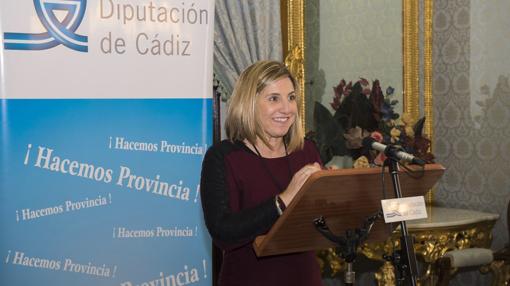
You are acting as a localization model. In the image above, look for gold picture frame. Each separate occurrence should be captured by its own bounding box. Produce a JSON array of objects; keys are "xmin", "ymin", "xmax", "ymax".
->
[{"xmin": 281, "ymin": 0, "xmax": 435, "ymax": 203}]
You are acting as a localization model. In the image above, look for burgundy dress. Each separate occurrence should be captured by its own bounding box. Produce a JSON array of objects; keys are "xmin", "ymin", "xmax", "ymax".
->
[{"xmin": 200, "ymin": 140, "xmax": 323, "ymax": 286}]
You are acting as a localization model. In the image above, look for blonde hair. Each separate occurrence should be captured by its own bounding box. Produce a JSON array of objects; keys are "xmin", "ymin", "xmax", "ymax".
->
[{"xmin": 225, "ymin": 60, "xmax": 304, "ymax": 153}]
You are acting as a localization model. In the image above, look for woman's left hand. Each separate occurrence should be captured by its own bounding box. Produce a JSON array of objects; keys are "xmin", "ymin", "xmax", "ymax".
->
[{"xmin": 279, "ymin": 162, "xmax": 321, "ymax": 206}]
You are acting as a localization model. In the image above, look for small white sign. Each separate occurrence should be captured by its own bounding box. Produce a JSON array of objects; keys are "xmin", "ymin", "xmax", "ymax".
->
[{"xmin": 381, "ymin": 196, "xmax": 428, "ymax": 223}]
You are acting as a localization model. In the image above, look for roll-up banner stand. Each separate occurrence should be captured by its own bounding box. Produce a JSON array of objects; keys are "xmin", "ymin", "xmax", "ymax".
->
[{"xmin": 0, "ymin": 1, "xmax": 214, "ymax": 285}]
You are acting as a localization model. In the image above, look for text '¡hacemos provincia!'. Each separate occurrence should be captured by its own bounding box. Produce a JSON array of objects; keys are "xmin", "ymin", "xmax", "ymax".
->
[{"xmin": 23, "ymin": 144, "xmax": 200, "ymax": 202}]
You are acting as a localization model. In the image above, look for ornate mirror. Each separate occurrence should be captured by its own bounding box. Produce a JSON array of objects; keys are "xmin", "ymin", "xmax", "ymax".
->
[
  {"xmin": 281, "ymin": 0, "xmax": 434, "ymax": 200},
  {"xmin": 281, "ymin": 0, "xmax": 433, "ymax": 140}
]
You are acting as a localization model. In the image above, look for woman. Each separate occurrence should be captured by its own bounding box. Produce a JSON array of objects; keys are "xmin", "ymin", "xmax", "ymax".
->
[{"xmin": 201, "ymin": 61, "xmax": 323, "ymax": 285}]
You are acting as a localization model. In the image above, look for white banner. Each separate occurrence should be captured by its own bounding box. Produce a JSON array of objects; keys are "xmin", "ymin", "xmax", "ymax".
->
[{"xmin": 0, "ymin": 1, "xmax": 214, "ymax": 285}]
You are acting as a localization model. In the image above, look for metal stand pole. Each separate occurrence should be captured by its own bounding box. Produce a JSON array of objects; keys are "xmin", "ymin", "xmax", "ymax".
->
[{"xmin": 385, "ymin": 157, "xmax": 419, "ymax": 286}]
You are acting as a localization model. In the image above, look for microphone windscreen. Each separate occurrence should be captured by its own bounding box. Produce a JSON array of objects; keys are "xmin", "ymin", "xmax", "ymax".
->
[{"xmin": 362, "ymin": 136, "xmax": 376, "ymax": 149}]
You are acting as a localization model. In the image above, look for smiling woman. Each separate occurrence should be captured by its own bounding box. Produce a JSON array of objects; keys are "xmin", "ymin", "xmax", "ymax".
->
[
  {"xmin": 200, "ymin": 61, "xmax": 323, "ymax": 285},
  {"xmin": 255, "ymin": 77, "xmax": 298, "ymax": 152},
  {"xmin": 224, "ymin": 61, "xmax": 304, "ymax": 154}
]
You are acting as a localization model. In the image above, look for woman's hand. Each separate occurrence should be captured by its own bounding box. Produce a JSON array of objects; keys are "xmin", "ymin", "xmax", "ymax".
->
[{"xmin": 279, "ymin": 162, "xmax": 321, "ymax": 206}]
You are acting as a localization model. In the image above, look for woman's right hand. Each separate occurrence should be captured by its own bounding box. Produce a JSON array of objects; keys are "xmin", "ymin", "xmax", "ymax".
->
[{"xmin": 279, "ymin": 162, "xmax": 321, "ymax": 207}]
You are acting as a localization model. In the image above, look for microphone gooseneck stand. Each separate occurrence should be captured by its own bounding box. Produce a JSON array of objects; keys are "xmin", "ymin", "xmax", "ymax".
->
[
  {"xmin": 313, "ymin": 142, "xmax": 423, "ymax": 285},
  {"xmin": 314, "ymin": 211, "xmax": 381, "ymax": 285},
  {"xmin": 383, "ymin": 145, "xmax": 419, "ymax": 286}
]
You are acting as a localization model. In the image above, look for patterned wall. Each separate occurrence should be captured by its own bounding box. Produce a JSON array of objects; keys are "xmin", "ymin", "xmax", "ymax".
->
[{"xmin": 433, "ymin": 0, "xmax": 510, "ymax": 284}]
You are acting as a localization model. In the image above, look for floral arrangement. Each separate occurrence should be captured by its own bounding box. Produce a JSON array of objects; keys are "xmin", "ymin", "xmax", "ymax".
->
[{"xmin": 306, "ymin": 78, "xmax": 434, "ymax": 167}]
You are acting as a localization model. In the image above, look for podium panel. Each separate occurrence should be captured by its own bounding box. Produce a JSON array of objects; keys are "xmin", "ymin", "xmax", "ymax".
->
[{"xmin": 254, "ymin": 164, "xmax": 445, "ymax": 257}]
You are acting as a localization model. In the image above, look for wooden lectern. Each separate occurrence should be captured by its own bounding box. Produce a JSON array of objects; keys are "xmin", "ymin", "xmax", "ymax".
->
[{"xmin": 254, "ymin": 163, "xmax": 445, "ymax": 257}]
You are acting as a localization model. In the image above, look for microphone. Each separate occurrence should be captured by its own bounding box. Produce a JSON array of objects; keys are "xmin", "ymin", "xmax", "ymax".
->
[{"xmin": 362, "ymin": 137, "xmax": 426, "ymax": 166}]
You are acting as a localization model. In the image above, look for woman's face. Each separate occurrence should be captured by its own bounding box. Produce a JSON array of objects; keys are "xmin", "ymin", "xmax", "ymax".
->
[{"xmin": 255, "ymin": 77, "xmax": 297, "ymax": 141}]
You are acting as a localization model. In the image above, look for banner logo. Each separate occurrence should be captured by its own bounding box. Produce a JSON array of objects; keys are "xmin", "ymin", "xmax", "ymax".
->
[{"xmin": 4, "ymin": 0, "xmax": 88, "ymax": 52}]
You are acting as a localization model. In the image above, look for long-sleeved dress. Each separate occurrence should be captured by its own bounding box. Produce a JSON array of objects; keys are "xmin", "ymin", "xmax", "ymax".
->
[{"xmin": 200, "ymin": 139, "xmax": 323, "ymax": 286}]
